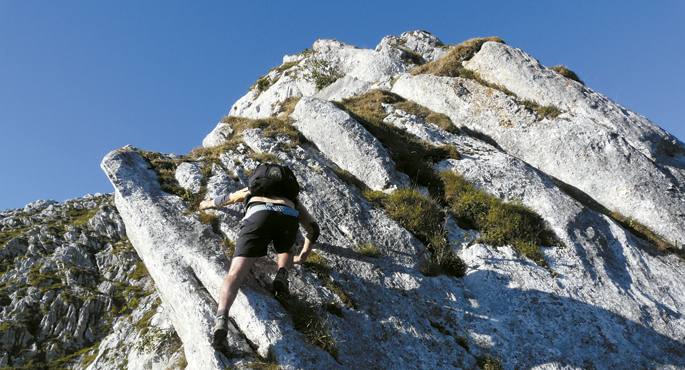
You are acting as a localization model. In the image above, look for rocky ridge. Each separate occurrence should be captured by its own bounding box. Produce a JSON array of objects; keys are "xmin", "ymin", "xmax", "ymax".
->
[
  {"xmin": 3, "ymin": 30, "xmax": 685, "ymax": 369},
  {"xmin": 0, "ymin": 195, "xmax": 185, "ymax": 369}
]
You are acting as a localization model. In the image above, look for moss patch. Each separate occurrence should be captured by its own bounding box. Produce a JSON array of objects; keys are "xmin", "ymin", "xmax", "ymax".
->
[{"xmin": 441, "ymin": 171, "xmax": 558, "ymax": 266}]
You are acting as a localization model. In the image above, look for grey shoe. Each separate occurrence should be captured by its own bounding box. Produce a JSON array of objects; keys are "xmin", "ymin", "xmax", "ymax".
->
[
  {"xmin": 212, "ymin": 314, "xmax": 228, "ymax": 350},
  {"xmin": 272, "ymin": 267, "xmax": 289, "ymax": 296}
]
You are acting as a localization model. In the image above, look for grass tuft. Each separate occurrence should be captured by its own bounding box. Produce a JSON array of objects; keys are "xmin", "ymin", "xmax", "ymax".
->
[
  {"xmin": 410, "ymin": 36, "xmax": 561, "ymax": 121},
  {"xmin": 355, "ymin": 242, "xmax": 381, "ymax": 258},
  {"xmin": 411, "ymin": 37, "xmax": 504, "ymax": 77},
  {"xmin": 393, "ymin": 99, "xmax": 459, "ymax": 134},
  {"xmin": 219, "ymin": 115, "xmax": 303, "ymax": 149},
  {"xmin": 364, "ymin": 188, "xmax": 466, "ymax": 277},
  {"xmin": 275, "ymin": 257, "xmax": 339, "ymax": 358},
  {"xmin": 440, "ymin": 171, "xmax": 558, "ymax": 266},
  {"xmin": 477, "ymin": 355, "xmax": 504, "ymax": 370},
  {"xmin": 254, "ymin": 76, "xmax": 272, "ymax": 93},
  {"xmin": 223, "ymin": 238, "xmax": 236, "ymax": 257},
  {"xmin": 129, "ymin": 261, "xmax": 149, "ymax": 281},
  {"xmin": 306, "ymin": 58, "xmax": 343, "ymax": 90},
  {"xmin": 609, "ymin": 212, "xmax": 677, "ymax": 254},
  {"xmin": 520, "ymin": 99, "xmax": 562, "ymax": 120},
  {"xmin": 251, "ymin": 152, "xmax": 281, "ymax": 164},
  {"xmin": 336, "ymin": 90, "xmax": 458, "ymax": 197},
  {"xmin": 550, "ymin": 65, "xmax": 584, "ymax": 85},
  {"xmin": 304, "ymin": 251, "xmax": 355, "ymax": 308}
]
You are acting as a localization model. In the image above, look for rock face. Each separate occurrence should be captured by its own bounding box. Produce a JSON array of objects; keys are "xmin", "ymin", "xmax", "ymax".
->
[
  {"xmin": 0, "ymin": 195, "xmax": 184, "ymax": 369},
  {"xmin": 291, "ymin": 97, "xmax": 410, "ymax": 191},
  {"xmin": 5, "ymin": 30, "xmax": 685, "ymax": 369},
  {"xmin": 393, "ymin": 41, "xmax": 685, "ymax": 248}
]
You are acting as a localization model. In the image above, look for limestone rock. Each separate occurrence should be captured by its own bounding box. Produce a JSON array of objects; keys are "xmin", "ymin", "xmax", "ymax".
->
[
  {"xmin": 202, "ymin": 122, "xmax": 234, "ymax": 148},
  {"xmin": 175, "ymin": 161, "xmax": 203, "ymax": 193},
  {"xmin": 291, "ymin": 97, "xmax": 410, "ymax": 191}
]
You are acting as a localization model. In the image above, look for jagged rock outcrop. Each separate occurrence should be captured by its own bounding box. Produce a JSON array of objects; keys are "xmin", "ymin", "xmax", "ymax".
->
[
  {"xmin": 0, "ymin": 195, "xmax": 184, "ymax": 369},
  {"xmin": 5, "ymin": 30, "xmax": 685, "ymax": 369}
]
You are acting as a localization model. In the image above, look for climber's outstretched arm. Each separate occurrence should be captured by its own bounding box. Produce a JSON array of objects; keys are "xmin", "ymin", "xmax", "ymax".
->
[
  {"xmin": 293, "ymin": 201, "xmax": 320, "ymax": 264},
  {"xmin": 199, "ymin": 187, "xmax": 250, "ymax": 210}
]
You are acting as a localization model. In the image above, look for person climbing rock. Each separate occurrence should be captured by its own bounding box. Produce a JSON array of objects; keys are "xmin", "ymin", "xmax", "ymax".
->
[{"xmin": 199, "ymin": 163, "xmax": 320, "ymax": 351}]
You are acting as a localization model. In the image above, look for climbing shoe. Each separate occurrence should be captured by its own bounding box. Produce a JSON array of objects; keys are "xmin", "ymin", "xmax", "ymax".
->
[
  {"xmin": 211, "ymin": 314, "xmax": 228, "ymax": 350},
  {"xmin": 272, "ymin": 267, "xmax": 289, "ymax": 296}
]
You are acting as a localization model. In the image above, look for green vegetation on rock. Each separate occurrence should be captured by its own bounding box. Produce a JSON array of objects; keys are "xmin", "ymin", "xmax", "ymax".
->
[
  {"xmin": 252, "ymin": 60, "xmax": 300, "ymax": 94},
  {"xmin": 306, "ymin": 58, "xmax": 343, "ymax": 90},
  {"xmin": 364, "ymin": 188, "xmax": 466, "ymax": 277},
  {"xmin": 411, "ymin": 37, "xmax": 504, "ymax": 77},
  {"xmin": 355, "ymin": 242, "xmax": 381, "ymax": 258},
  {"xmin": 550, "ymin": 65, "xmax": 584, "ymax": 85},
  {"xmin": 609, "ymin": 211, "xmax": 680, "ymax": 257},
  {"xmin": 277, "ymin": 252, "xmax": 340, "ymax": 358},
  {"xmin": 441, "ymin": 171, "xmax": 558, "ymax": 266},
  {"xmin": 336, "ymin": 90, "xmax": 459, "ymax": 197},
  {"xmin": 304, "ymin": 251, "xmax": 355, "ymax": 309}
]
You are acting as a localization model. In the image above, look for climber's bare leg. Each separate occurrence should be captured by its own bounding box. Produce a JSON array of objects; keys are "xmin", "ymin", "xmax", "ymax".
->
[
  {"xmin": 276, "ymin": 252, "xmax": 291, "ymax": 270},
  {"xmin": 217, "ymin": 256, "xmax": 256, "ymax": 315},
  {"xmin": 272, "ymin": 252, "xmax": 292, "ymax": 296}
]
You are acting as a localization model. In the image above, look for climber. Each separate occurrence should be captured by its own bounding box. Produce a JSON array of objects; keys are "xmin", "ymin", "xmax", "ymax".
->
[{"xmin": 198, "ymin": 163, "xmax": 320, "ymax": 351}]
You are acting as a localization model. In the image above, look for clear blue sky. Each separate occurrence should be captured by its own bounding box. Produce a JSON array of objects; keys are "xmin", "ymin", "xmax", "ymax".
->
[{"xmin": 1, "ymin": 1, "xmax": 683, "ymax": 210}]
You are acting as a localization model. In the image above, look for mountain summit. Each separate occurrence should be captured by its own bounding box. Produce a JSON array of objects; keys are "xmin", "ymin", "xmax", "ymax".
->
[{"xmin": 2, "ymin": 30, "xmax": 685, "ymax": 369}]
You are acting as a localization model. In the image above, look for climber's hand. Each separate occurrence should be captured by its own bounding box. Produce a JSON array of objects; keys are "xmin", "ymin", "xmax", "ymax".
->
[
  {"xmin": 199, "ymin": 200, "xmax": 215, "ymax": 210},
  {"xmin": 293, "ymin": 254, "xmax": 306, "ymax": 264}
]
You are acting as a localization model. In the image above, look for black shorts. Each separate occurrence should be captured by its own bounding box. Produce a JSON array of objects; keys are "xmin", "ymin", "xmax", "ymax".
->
[{"xmin": 234, "ymin": 209, "xmax": 299, "ymax": 257}]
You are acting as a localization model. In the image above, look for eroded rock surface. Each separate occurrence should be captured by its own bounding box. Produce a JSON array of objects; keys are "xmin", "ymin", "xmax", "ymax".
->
[{"xmin": 0, "ymin": 195, "xmax": 184, "ymax": 369}]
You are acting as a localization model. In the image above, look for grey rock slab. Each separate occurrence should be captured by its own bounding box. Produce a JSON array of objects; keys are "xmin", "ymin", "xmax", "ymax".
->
[
  {"xmin": 175, "ymin": 162, "xmax": 203, "ymax": 193},
  {"xmin": 202, "ymin": 122, "xmax": 234, "ymax": 148},
  {"xmin": 291, "ymin": 97, "xmax": 409, "ymax": 191}
]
